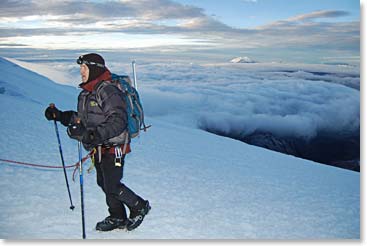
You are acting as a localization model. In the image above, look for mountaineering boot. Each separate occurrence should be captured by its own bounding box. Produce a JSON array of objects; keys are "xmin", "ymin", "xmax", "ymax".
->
[
  {"xmin": 127, "ymin": 200, "xmax": 151, "ymax": 231},
  {"xmin": 95, "ymin": 216, "xmax": 128, "ymax": 231}
]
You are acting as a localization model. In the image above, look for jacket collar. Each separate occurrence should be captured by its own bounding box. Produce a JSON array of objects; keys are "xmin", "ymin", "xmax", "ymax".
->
[{"xmin": 79, "ymin": 70, "xmax": 111, "ymax": 92}]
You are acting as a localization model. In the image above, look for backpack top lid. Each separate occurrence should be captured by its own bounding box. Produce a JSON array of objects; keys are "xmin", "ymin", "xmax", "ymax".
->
[{"xmin": 111, "ymin": 73, "xmax": 133, "ymax": 87}]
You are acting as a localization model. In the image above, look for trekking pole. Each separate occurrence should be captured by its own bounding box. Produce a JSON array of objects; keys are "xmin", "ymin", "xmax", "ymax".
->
[
  {"xmin": 50, "ymin": 103, "xmax": 75, "ymax": 210},
  {"xmin": 78, "ymin": 140, "xmax": 86, "ymax": 239},
  {"xmin": 132, "ymin": 60, "xmax": 138, "ymax": 89}
]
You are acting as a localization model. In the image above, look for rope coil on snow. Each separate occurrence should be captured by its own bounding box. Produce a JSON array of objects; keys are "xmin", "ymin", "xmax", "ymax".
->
[
  {"xmin": 0, "ymin": 158, "xmax": 78, "ymax": 169},
  {"xmin": 0, "ymin": 149, "xmax": 95, "ymax": 171},
  {"xmin": 0, "ymin": 150, "xmax": 96, "ymax": 182}
]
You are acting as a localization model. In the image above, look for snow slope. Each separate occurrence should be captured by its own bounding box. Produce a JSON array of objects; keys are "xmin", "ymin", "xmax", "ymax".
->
[
  {"xmin": 0, "ymin": 57, "xmax": 360, "ymax": 239},
  {"xmin": 3, "ymin": 57, "xmax": 77, "ymax": 86}
]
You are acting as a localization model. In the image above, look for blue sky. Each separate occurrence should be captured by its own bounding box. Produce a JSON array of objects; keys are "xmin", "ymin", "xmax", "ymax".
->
[
  {"xmin": 0, "ymin": 0, "xmax": 360, "ymax": 64},
  {"xmin": 175, "ymin": 0, "xmax": 359, "ymax": 28}
]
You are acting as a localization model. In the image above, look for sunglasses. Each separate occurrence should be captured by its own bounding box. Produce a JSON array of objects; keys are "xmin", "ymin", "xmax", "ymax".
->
[{"xmin": 77, "ymin": 56, "xmax": 105, "ymax": 68}]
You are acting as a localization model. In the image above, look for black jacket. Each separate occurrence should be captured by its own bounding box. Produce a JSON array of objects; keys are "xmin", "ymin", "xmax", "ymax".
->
[{"xmin": 63, "ymin": 71, "xmax": 128, "ymax": 150}]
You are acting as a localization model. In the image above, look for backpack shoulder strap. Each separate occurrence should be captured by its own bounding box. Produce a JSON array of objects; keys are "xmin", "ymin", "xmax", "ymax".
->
[
  {"xmin": 95, "ymin": 80, "xmax": 121, "ymax": 106},
  {"xmin": 94, "ymin": 80, "xmax": 109, "ymax": 106}
]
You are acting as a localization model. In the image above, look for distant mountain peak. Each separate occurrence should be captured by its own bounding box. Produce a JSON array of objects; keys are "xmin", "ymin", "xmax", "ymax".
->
[{"xmin": 230, "ymin": 56, "xmax": 256, "ymax": 63}]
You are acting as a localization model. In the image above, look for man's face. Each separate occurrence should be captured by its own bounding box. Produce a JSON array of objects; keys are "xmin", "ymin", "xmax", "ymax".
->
[{"xmin": 80, "ymin": 64, "xmax": 89, "ymax": 83}]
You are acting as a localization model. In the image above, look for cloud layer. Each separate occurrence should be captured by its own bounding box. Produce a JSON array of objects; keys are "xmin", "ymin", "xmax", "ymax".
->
[
  {"xmin": 134, "ymin": 62, "xmax": 360, "ymax": 140},
  {"xmin": 0, "ymin": 0, "xmax": 359, "ymax": 63}
]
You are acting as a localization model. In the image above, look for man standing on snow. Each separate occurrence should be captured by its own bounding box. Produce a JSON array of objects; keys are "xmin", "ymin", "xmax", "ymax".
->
[{"xmin": 44, "ymin": 53, "xmax": 150, "ymax": 232}]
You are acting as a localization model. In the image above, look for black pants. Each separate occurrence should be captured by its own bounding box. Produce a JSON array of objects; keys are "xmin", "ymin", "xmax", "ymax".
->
[{"xmin": 95, "ymin": 152, "xmax": 142, "ymax": 219}]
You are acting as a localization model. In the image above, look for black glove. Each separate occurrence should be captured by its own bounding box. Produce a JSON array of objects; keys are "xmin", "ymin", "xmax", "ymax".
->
[
  {"xmin": 82, "ymin": 129, "xmax": 101, "ymax": 146},
  {"xmin": 45, "ymin": 104, "xmax": 62, "ymax": 121},
  {"xmin": 67, "ymin": 122, "xmax": 86, "ymax": 141}
]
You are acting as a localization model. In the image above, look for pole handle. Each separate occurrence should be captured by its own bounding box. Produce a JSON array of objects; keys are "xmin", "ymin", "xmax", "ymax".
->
[{"xmin": 49, "ymin": 103, "xmax": 57, "ymax": 119}]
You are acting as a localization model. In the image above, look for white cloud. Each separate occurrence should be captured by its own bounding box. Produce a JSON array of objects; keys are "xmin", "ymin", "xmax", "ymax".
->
[
  {"xmin": 0, "ymin": 0, "xmax": 206, "ymax": 21},
  {"xmin": 1, "ymin": 33, "xmax": 211, "ymax": 50},
  {"xmin": 287, "ymin": 10, "xmax": 349, "ymax": 22},
  {"xmin": 135, "ymin": 62, "xmax": 359, "ymax": 140}
]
